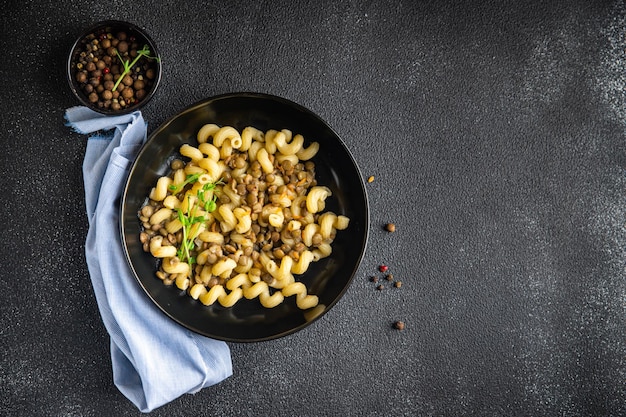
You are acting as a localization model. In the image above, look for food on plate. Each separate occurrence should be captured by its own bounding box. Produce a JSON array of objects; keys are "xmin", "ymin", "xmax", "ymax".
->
[{"xmin": 138, "ymin": 124, "xmax": 349, "ymax": 310}]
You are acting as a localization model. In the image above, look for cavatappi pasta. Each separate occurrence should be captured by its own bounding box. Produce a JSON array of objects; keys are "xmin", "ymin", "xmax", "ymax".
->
[{"xmin": 138, "ymin": 124, "xmax": 349, "ymax": 310}]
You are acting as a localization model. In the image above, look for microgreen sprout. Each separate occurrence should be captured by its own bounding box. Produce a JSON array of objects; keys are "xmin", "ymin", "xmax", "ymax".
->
[
  {"xmin": 112, "ymin": 44, "xmax": 159, "ymax": 92},
  {"xmin": 197, "ymin": 179, "xmax": 224, "ymax": 212},
  {"xmin": 173, "ymin": 178, "xmax": 223, "ymax": 266},
  {"xmin": 168, "ymin": 173, "xmax": 201, "ymax": 194},
  {"xmin": 176, "ymin": 197, "xmax": 205, "ymax": 265}
]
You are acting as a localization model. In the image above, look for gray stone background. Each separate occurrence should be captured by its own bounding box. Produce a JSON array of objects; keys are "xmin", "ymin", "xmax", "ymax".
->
[{"xmin": 1, "ymin": 0, "xmax": 625, "ymax": 416}]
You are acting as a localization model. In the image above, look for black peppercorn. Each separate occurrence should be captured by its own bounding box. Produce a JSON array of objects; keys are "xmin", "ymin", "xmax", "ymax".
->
[
  {"xmin": 394, "ymin": 321, "xmax": 405, "ymax": 330},
  {"xmin": 117, "ymin": 40, "xmax": 129, "ymax": 53},
  {"xmin": 121, "ymin": 88, "xmax": 134, "ymax": 99},
  {"xmin": 75, "ymin": 71, "xmax": 87, "ymax": 83}
]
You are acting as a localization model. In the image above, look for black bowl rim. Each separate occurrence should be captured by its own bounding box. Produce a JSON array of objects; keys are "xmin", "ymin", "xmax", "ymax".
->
[
  {"xmin": 67, "ymin": 19, "xmax": 162, "ymax": 115},
  {"xmin": 120, "ymin": 92, "xmax": 370, "ymax": 342}
]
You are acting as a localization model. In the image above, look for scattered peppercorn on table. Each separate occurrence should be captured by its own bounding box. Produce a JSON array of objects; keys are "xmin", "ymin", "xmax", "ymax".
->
[{"xmin": 3, "ymin": 1, "xmax": 626, "ymax": 416}]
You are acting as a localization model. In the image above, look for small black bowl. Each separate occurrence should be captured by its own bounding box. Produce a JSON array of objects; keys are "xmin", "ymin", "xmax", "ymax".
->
[
  {"xmin": 67, "ymin": 20, "xmax": 162, "ymax": 115},
  {"xmin": 121, "ymin": 93, "xmax": 369, "ymax": 342}
]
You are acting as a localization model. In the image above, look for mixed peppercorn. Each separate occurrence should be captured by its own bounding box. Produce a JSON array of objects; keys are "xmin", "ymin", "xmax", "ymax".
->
[
  {"xmin": 366, "ymin": 174, "xmax": 405, "ymax": 331},
  {"xmin": 71, "ymin": 29, "xmax": 159, "ymax": 112}
]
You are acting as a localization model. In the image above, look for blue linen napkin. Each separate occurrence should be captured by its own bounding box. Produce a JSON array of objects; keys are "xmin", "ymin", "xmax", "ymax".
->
[{"xmin": 65, "ymin": 106, "xmax": 232, "ymax": 413}]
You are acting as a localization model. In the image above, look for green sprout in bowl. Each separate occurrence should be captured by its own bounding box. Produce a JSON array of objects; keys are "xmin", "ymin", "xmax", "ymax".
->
[{"xmin": 113, "ymin": 44, "xmax": 159, "ymax": 92}]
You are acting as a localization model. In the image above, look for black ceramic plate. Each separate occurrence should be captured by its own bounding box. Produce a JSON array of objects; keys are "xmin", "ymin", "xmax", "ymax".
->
[{"xmin": 121, "ymin": 93, "xmax": 369, "ymax": 342}]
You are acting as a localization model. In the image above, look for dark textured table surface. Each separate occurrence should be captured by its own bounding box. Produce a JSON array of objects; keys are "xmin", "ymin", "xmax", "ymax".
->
[{"xmin": 2, "ymin": 1, "xmax": 625, "ymax": 416}]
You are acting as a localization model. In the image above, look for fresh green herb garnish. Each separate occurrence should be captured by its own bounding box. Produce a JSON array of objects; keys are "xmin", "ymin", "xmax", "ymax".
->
[
  {"xmin": 112, "ymin": 44, "xmax": 160, "ymax": 92},
  {"xmin": 174, "ymin": 178, "xmax": 223, "ymax": 265},
  {"xmin": 176, "ymin": 197, "xmax": 205, "ymax": 265},
  {"xmin": 168, "ymin": 173, "xmax": 201, "ymax": 194},
  {"xmin": 197, "ymin": 179, "xmax": 223, "ymax": 212}
]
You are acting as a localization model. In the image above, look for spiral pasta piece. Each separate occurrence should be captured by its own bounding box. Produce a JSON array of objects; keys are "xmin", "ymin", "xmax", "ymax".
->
[
  {"xmin": 180, "ymin": 144, "xmax": 204, "ymax": 161},
  {"xmin": 214, "ymin": 126, "xmax": 242, "ymax": 149},
  {"xmin": 218, "ymin": 204, "xmax": 237, "ymax": 233},
  {"xmin": 306, "ymin": 186, "xmax": 331, "ymax": 214},
  {"xmin": 274, "ymin": 133, "xmax": 304, "ymax": 155},
  {"xmin": 189, "ymin": 283, "xmax": 207, "ymax": 300},
  {"xmin": 162, "ymin": 257, "xmax": 191, "ymax": 275},
  {"xmin": 198, "ymin": 158, "xmax": 223, "ymax": 182},
  {"xmin": 241, "ymin": 126, "xmax": 264, "ymax": 151},
  {"xmin": 162, "ymin": 195, "xmax": 181, "ymax": 210},
  {"xmin": 264, "ymin": 130, "xmax": 278, "ymax": 153},
  {"xmin": 149, "ymin": 207, "xmax": 173, "ymax": 225},
  {"xmin": 175, "ymin": 274, "xmax": 190, "ymax": 291},
  {"xmin": 149, "ymin": 236, "xmax": 178, "ymax": 258},
  {"xmin": 243, "ymin": 282, "xmax": 285, "ymax": 308},
  {"xmin": 197, "ymin": 285, "xmax": 244, "ymax": 307},
  {"xmin": 312, "ymin": 243, "xmax": 332, "ymax": 260},
  {"xmin": 212, "ymin": 257, "xmax": 237, "ymax": 278},
  {"xmin": 197, "ymin": 123, "xmax": 220, "ymax": 143},
  {"xmin": 165, "ymin": 218, "xmax": 183, "ymax": 234},
  {"xmin": 318, "ymin": 212, "xmax": 337, "ymax": 240},
  {"xmin": 198, "ymin": 142, "xmax": 220, "ymax": 160},
  {"xmin": 198, "ymin": 231, "xmax": 225, "ymax": 244},
  {"xmin": 292, "ymin": 250, "xmax": 314, "ymax": 274},
  {"xmin": 256, "ymin": 148, "xmax": 273, "ymax": 174},
  {"xmin": 225, "ymin": 273, "xmax": 250, "ymax": 291},
  {"xmin": 150, "ymin": 177, "xmax": 172, "ymax": 201},
  {"xmin": 296, "ymin": 142, "xmax": 320, "ymax": 161},
  {"xmin": 233, "ymin": 207, "xmax": 252, "ymax": 234},
  {"xmin": 282, "ymin": 282, "xmax": 319, "ymax": 310}
]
